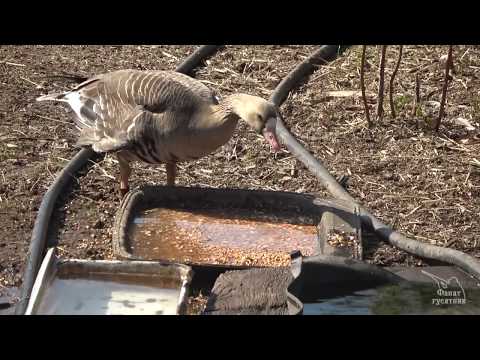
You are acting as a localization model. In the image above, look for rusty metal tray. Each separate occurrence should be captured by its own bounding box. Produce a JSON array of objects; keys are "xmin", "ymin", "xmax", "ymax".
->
[{"xmin": 112, "ymin": 186, "xmax": 364, "ymax": 269}]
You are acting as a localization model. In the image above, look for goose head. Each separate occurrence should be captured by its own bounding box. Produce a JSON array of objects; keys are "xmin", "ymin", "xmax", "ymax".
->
[{"xmin": 228, "ymin": 94, "xmax": 282, "ymax": 152}]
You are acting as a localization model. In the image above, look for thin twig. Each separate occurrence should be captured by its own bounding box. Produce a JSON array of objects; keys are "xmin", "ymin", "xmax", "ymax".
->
[
  {"xmin": 470, "ymin": 158, "xmax": 480, "ymax": 168},
  {"xmin": 404, "ymin": 205, "xmax": 422, "ymax": 218},
  {"xmin": 389, "ymin": 45, "xmax": 403, "ymax": 119},
  {"xmin": 78, "ymin": 194, "xmax": 97, "ymax": 203},
  {"xmin": 88, "ymin": 159, "xmax": 115, "ymax": 180},
  {"xmin": 434, "ymin": 45, "xmax": 454, "ymax": 132},
  {"xmin": 360, "ymin": 45, "xmax": 372, "ymax": 127},
  {"xmin": 412, "ymin": 72, "xmax": 421, "ymax": 124},
  {"xmin": 376, "ymin": 45, "xmax": 388, "ymax": 121},
  {"xmin": 0, "ymin": 61, "xmax": 25, "ymax": 67},
  {"xmin": 445, "ymin": 237, "xmax": 459, "ymax": 248},
  {"xmin": 20, "ymin": 77, "xmax": 44, "ymax": 89},
  {"xmin": 30, "ymin": 112, "xmax": 71, "ymax": 125}
]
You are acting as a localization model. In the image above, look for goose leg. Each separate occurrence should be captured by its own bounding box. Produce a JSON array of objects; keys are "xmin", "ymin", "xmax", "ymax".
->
[
  {"xmin": 117, "ymin": 154, "xmax": 132, "ymax": 197},
  {"xmin": 166, "ymin": 162, "xmax": 176, "ymax": 186}
]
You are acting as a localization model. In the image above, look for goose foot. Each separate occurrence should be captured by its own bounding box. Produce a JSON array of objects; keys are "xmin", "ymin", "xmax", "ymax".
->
[{"xmin": 117, "ymin": 153, "xmax": 131, "ymax": 198}]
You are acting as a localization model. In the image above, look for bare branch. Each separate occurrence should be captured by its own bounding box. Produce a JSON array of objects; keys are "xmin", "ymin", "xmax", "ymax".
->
[
  {"xmin": 434, "ymin": 45, "xmax": 454, "ymax": 132},
  {"xmin": 376, "ymin": 45, "xmax": 388, "ymax": 121},
  {"xmin": 389, "ymin": 45, "xmax": 403, "ymax": 118},
  {"xmin": 360, "ymin": 45, "xmax": 372, "ymax": 127}
]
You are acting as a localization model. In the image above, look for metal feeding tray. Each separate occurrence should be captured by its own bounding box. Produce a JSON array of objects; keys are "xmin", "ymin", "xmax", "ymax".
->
[
  {"xmin": 25, "ymin": 248, "xmax": 192, "ymax": 315},
  {"xmin": 112, "ymin": 186, "xmax": 364, "ymax": 269}
]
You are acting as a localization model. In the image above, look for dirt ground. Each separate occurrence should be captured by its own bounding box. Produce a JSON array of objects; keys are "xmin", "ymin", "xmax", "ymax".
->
[{"xmin": 1, "ymin": 45, "xmax": 479, "ymax": 306}]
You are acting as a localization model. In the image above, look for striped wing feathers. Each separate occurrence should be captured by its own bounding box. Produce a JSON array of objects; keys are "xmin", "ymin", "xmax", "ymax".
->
[{"xmin": 66, "ymin": 70, "xmax": 216, "ymax": 153}]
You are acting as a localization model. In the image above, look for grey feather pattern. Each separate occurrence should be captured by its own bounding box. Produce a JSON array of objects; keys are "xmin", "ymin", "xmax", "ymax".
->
[{"xmin": 41, "ymin": 69, "xmax": 218, "ymax": 157}]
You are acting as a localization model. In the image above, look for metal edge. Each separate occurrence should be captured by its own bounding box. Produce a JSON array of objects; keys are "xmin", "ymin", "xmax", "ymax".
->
[
  {"xmin": 314, "ymin": 198, "xmax": 364, "ymax": 259},
  {"xmin": 25, "ymin": 247, "xmax": 57, "ymax": 315},
  {"xmin": 112, "ymin": 188, "xmax": 145, "ymax": 260},
  {"xmin": 177, "ymin": 268, "xmax": 193, "ymax": 315},
  {"xmin": 286, "ymin": 251, "xmax": 304, "ymax": 315}
]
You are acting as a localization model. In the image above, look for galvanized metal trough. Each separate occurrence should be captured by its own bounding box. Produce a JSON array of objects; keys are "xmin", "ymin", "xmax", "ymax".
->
[{"xmin": 25, "ymin": 248, "xmax": 192, "ymax": 315}]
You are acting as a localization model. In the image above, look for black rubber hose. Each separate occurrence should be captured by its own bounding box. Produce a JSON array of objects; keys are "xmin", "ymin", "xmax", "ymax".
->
[
  {"xmin": 15, "ymin": 148, "xmax": 95, "ymax": 314},
  {"xmin": 270, "ymin": 45, "xmax": 351, "ymax": 106},
  {"xmin": 175, "ymin": 45, "xmax": 224, "ymax": 74},
  {"xmin": 15, "ymin": 45, "xmax": 224, "ymax": 315},
  {"xmin": 270, "ymin": 45, "xmax": 480, "ymax": 280}
]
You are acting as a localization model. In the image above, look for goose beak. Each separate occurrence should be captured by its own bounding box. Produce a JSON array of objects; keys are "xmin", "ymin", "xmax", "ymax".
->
[{"xmin": 262, "ymin": 117, "xmax": 281, "ymax": 153}]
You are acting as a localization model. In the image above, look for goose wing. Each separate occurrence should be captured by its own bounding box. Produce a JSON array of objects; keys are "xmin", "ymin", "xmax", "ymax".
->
[{"xmin": 61, "ymin": 70, "xmax": 217, "ymax": 153}]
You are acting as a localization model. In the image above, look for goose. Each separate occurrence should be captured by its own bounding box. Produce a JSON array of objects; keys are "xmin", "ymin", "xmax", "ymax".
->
[{"xmin": 37, "ymin": 69, "xmax": 282, "ymax": 196}]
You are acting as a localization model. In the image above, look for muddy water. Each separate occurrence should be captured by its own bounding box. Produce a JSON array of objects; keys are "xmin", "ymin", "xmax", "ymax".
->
[
  {"xmin": 35, "ymin": 273, "xmax": 181, "ymax": 315},
  {"xmin": 129, "ymin": 208, "xmax": 318, "ymax": 267}
]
